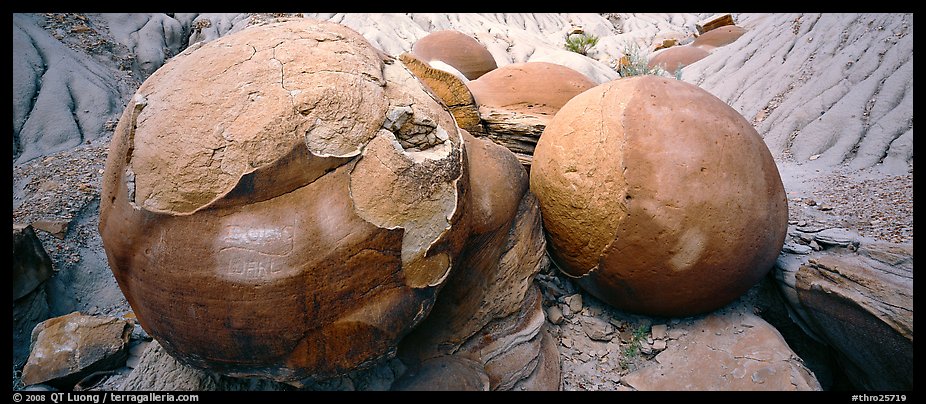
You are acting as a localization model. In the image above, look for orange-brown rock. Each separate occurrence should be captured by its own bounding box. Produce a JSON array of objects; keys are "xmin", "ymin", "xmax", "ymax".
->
[
  {"xmin": 466, "ymin": 62, "xmax": 595, "ymax": 170},
  {"xmin": 22, "ymin": 312, "xmax": 133, "ymax": 388},
  {"xmin": 530, "ymin": 76, "xmax": 788, "ymax": 317},
  {"xmin": 411, "ymin": 30, "xmax": 498, "ymax": 80},
  {"xmin": 692, "ymin": 25, "xmax": 747, "ymax": 50},
  {"xmin": 653, "ymin": 38, "xmax": 678, "ymax": 51},
  {"xmin": 695, "ymin": 13, "xmax": 735, "ymax": 35},
  {"xmin": 392, "ymin": 356, "xmax": 490, "ymax": 391},
  {"xmin": 396, "ymin": 130, "xmax": 557, "ymax": 390},
  {"xmin": 399, "ymin": 52, "xmax": 483, "ymax": 134},
  {"xmin": 467, "ymin": 62, "xmax": 596, "ymax": 117},
  {"xmin": 647, "ymin": 45, "xmax": 710, "ymax": 72},
  {"xmin": 99, "ymin": 19, "xmax": 469, "ymax": 382}
]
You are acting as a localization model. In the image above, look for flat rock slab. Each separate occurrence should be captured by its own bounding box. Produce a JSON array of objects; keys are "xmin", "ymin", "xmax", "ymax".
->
[
  {"xmin": 622, "ymin": 303, "xmax": 821, "ymax": 391},
  {"xmin": 22, "ymin": 312, "xmax": 132, "ymax": 388}
]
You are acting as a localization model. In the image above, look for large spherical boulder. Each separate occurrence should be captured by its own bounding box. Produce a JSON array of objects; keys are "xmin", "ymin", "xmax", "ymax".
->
[
  {"xmin": 647, "ymin": 45, "xmax": 710, "ymax": 72},
  {"xmin": 692, "ymin": 25, "xmax": 747, "ymax": 50},
  {"xmin": 100, "ymin": 19, "xmax": 469, "ymax": 381},
  {"xmin": 530, "ymin": 76, "xmax": 787, "ymax": 316},
  {"xmin": 412, "ymin": 30, "xmax": 498, "ymax": 80},
  {"xmin": 466, "ymin": 62, "xmax": 596, "ymax": 116}
]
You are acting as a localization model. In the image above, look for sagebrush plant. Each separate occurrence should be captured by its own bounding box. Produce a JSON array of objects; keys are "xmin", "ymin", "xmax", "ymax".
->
[
  {"xmin": 618, "ymin": 41, "xmax": 683, "ymax": 79},
  {"xmin": 618, "ymin": 41, "xmax": 665, "ymax": 77},
  {"xmin": 564, "ymin": 32, "xmax": 599, "ymax": 56}
]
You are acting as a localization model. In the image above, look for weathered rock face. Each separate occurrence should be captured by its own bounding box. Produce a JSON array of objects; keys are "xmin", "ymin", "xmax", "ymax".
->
[
  {"xmin": 647, "ymin": 45, "xmax": 710, "ymax": 72},
  {"xmin": 121, "ymin": 341, "xmax": 291, "ymax": 391},
  {"xmin": 392, "ymin": 356, "xmax": 490, "ymax": 391},
  {"xmin": 99, "ymin": 19, "xmax": 468, "ymax": 382},
  {"xmin": 683, "ymin": 14, "xmax": 913, "ymax": 174},
  {"xmin": 13, "ymin": 224, "xmax": 54, "ymax": 301},
  {"xmin": 476, "ymin": 109, "xmax": 548, "ymax": 169},
  {"xmin": 399, "ymin": 52, "xmax": 483, "ymax": 134},
  {"xmin": 411, "ymin": 30, "xmax": 498, "ymax": 80},
  {"xmin": 467, "ymin": 62, "xmax": 596, "ymax": 117},
  {"xmin": 530, "ymin": 76, "xmax": 788, "ymax": 317},
  {"xmin": 466, "ymin": 62, "xmax": 596, "ymax": 170},
  {"xmin": 396, "ymin": 131, "xmax": 558, "ymax": 390},
  {"xmin": 775, "ymin": 233, "xmax": 913, "ymax": 390},
  {"xmin": 695, "ymin": 13, "xmax": 735, "ymax": 34},
  {"xmin": 13, "ymin": 224, "xmax": 55, "ymax": 367},
  {"xmin": 12, "ymin": 13, "xmax": 125, "ymax": 162},
  {"xmin": 622, "ymin": 303, "xmax": 821, "ymax": 391},
  {"xmin": 21, "ymin": 312, "xmax": 132, "ymax": 388},
  {"xmin": 691, "ymin": 25, "xmax": 747, "ymax": 50}
]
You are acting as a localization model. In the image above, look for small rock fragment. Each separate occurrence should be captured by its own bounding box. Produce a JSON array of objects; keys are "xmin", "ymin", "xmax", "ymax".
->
[
  {"xmin": 30, "ymin": 219, "xmax": 71, "ymax": 239},
  {"xmin": 582, "ymin": 317, "xmax": 615, "ymax": 341},
  {"xmin": 565, "ymin": 294, "xmax": 583, "ymax": 313},
  {"xmin": 651, "ymin": 324, "xmax": 667, "ymax": 340},
  {"xmin": 782, "ymin": 242, "xmax": 813, "ymax": 255},
  {"xmin": 546, "ymin": 306, "xmax": 564, "ymax": 325}
]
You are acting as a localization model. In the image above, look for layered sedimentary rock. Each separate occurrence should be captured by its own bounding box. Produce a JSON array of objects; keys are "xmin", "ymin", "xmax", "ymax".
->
[
  {"xmin": 466, "ymin": 62, "xmax": 596, "ymax": 169},
  {"xmin": 775, "ymin": 233, "xmax": 913, "ymax": 390},
  {"xmin": 100, "ymin": 19, "xmax": 469, "ymax": 382},
  {"xmin": 396, "ymin": 131, "xmax": 558, "ymax": 390},
  {"xmin": 530, "ymin": 76, "xmax": 788, "ymax": 317},
  {"xmin": 399, "ymin": 52, "xmax": 483, "ymax": 134},
  {"xmin": 683, "ymin": 13, "xmax": 912, "ymax": 174}
]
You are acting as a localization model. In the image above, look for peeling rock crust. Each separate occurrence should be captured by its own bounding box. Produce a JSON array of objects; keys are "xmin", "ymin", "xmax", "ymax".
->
[{"xmin": 99, "ymin": 19, "xmax": 468, "ymax": 382}]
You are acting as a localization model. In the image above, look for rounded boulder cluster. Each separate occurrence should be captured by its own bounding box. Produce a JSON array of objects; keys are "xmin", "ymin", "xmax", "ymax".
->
[{"xmin": 530, "ymin": 75, "xmax": 788, "ymax": 317}]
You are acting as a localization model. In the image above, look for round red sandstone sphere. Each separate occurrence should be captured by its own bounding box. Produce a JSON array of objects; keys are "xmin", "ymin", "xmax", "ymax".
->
[
  {"xmin": 466, "ymin": 62, "xmax": 596, "ymax": 115},
  {"xmin": 692, "ymin": 25, "xmax": 747, "ymax": 50},
  {"xmin": 412, "ymin": 30, "xmax": 498, "ymax": 80},
  {"xmin": 100, "ymin": 20, "xmax": 469, "ymax": 381},
  {"xmin": 647, "ymin": 46, "xmax": 710, "ymax": 72},
  {"xmin": 530, "ymin": 76, "xmax": 787, "ymax": 316}
]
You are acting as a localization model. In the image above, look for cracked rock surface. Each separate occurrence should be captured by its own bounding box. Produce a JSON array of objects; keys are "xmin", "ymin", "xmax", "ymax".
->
[
  {"xmin": 530, "ymin": 75, "xmax": 788, "ymax": 317},
  {"xmin": 99, "ymin": 19, "xmax": 467, "ymax": 382}
]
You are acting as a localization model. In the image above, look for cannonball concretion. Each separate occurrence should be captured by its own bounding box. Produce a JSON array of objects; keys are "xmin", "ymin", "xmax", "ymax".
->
[
  {"xmin": 100, "ymin": 19, "xmax": 470, "ymax": 381},
  {"xmin": 530, "ymin": 75, "xmax": 788, "ymax": 316}
]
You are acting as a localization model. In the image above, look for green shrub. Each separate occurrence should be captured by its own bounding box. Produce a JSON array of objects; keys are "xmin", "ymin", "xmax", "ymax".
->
[
  {"xmin": 564, "ymin": 32, "xmax": 599, "ymax": 56},
  {"xmin": 617, "ymin": 41, "xmax": 683, "ymax": 79},
  {"xmin": 618, "ymin": 41, "xmax": 664, "ymax": 77}
]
